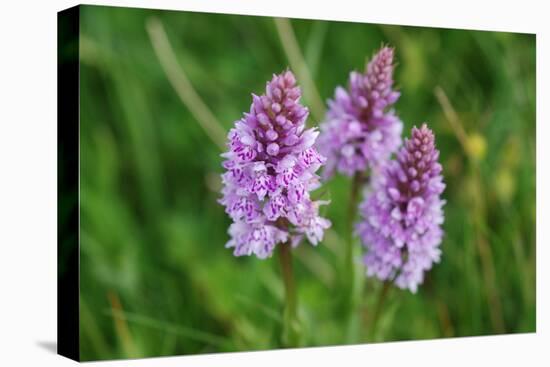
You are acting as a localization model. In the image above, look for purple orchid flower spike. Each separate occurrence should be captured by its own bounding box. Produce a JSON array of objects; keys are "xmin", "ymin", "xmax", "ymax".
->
[
  {"xmin": 356, "ymin": 124, "xmax": 446, "ymax": 293},
  {"xmin": 317, "ymin": 46, "xmax": 403, "ymax": 179},
  {"xmin": 219, "ymin": 70, "xmax": 331, "ymax": 259}
]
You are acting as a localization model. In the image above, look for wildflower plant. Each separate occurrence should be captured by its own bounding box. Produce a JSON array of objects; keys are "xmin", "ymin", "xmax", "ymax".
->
[
  {"xmin": 316, "ymin": 46, "xmax": 404, "ymax": 332},
  {"xmin": 317, "ymin": 46, "xmax": 403, "ymax": 179},
  {"xmin": 219, "ymin": 70, "xmax": 331, "ymax": 346},
  {"xmin": 219, "ymin": 48, "xmax": 445, "ymax": 345},
  {"xmin": 356, "ymin": 124, "xmax": 446, "ymax": 293},
  {"xmin": 219, "ymin": 70, "xmax": 331, "ymax": 259}
]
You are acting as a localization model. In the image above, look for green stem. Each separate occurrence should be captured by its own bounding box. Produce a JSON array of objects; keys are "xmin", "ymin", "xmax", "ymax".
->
[
  {"xmin": 278, "ymin": 242, "xmax": 301, "ymax": 347},
  {"xmin": 369, "ymin": 281, "xmax": 392, "ymax": 341},
  {"xmin": 346, "ymin": 173, "xmax": 362, "ymax": 261},
  {"xmin": 343, "ymin": 172, "xmax": 364, "ymax": 340}
]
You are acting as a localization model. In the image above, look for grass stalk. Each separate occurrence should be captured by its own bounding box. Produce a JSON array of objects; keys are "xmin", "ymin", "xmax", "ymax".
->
[
  {"xmin": 273, "ymin": 17, "xmax": 325, "ymax": 122},
  {"xmin": 107, "ymin": 291, "xmax": 139, "ymax": 358},
  {"xmin": 146, "ymin": 17, "xmax": 226, "ymax": 150},
  {"xmin": 435, "ymin": 86, "xmax": 505, "ymax": 333},
  {"xmin": 105, "ymin": 308, "xmax": 231, "ymax": 347}
]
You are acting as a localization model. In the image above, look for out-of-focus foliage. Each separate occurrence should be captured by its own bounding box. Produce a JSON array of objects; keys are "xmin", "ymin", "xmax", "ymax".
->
[{"xmin": 77, "ymin": 5, "xmax": 535, "ymax": 360}]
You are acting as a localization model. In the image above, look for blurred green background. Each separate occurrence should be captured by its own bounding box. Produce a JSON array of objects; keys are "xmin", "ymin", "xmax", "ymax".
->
[{"xmin": 77, "ymin": 5, "xmax": 536, "ymax": 361}]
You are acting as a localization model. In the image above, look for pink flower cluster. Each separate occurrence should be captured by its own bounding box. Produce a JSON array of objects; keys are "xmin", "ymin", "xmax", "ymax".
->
[
  {"xmin": 219, "ymin": 71, "xmax": 331, "ymax": 259},
  {"xmin": 356, "ymin": 124, "xmax": 446, "ymax": 292},
  {"xmin": 317, "ymin": 47, "xmax": 403, "ymax": 179}
]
